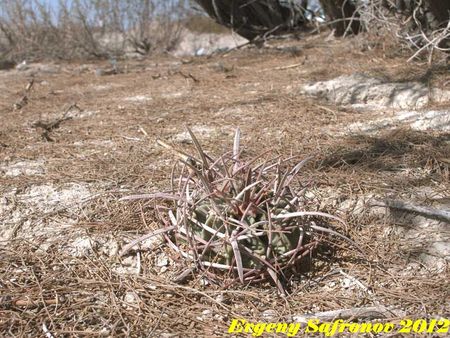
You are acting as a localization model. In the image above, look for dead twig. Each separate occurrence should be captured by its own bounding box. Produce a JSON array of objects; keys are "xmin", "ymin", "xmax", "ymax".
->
[
  {"xmin": 13, "ymin": 78, "xmax": 34, "ymax": 110},
  {"xmin": 372, "ymin": 199, "xmax": 450, "ymax": 223},
  {"xmin": 177, "ymin": 71, "xmax": 199, "ymax": 83},
  {"xmin": 259, "ymin": 61, "xmax": 305, "ymax": 72},
  {"xmin": 292, "ymin": 306, "xmax": 405, "ymax": 323},
  {"xmin": 1, "ymin": 296, "xmax": 62, "ymax": 309},
  {"xmin": 32, "ymin": 104, "xmax": 79, "ymax": 141}
]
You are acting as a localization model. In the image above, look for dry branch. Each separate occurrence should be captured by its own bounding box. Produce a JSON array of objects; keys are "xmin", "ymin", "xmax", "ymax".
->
[
  {"xmin": 32, "ymin": 104, "xmax": 79, "ymax": 141},
  {"xmin": 319, "ymin": 0, "xmax": 361, "ymax": 36},
  {"xmin": 13, "ymin": 79, "xmax": 34, "ymax": 110},
  {"xmin": 372, "ymin": 199, "xmax": 450, "ymax": 223},
  {"xmin": 292, "ymin": 306, "xmax": 406, "ymax": 322}
]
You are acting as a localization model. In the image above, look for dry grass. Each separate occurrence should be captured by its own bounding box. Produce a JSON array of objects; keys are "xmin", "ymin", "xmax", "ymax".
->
[
  {"xmin": 1, "ymin": 241, "xmax": 448, "ymax": 336},
  {"xmin": 0, "ymin": 33, "xmax": 449, "ymax": 336}
]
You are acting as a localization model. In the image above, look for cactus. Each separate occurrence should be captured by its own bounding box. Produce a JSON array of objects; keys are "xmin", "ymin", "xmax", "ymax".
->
[{"xmin": 121, "ymin": 127, "xmax": 359, "ymax": 294}]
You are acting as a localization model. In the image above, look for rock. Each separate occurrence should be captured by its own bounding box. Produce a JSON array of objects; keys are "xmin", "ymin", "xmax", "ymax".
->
[
  {"xmin": 156, "ymin": 255, "xmax": 169, "ymax": 267},
  {"xmin": 341, "ymin": 278, "xmax": 353, "ymax": 289},
  {"xmin": 202, "ymin": 309, "xmax": 212, "ymax": 317},
  {"xmin": 102, "ymin": 240, "xmax": 119, "ymax": 257},
  {"xmin": 0, "ymin": 159, "xmax": 45, "ymax": 177},
  {"xmin": 73, "ymin": 64, "xmax": 91, "ymax": 75},
  {"xmin": 19, "ymin": 183, "xmax": 91, "ymax": 213},
  {"xmin": 67, "ymin": 237, "xmax": 96, "ymax": 257},
  {"xmin": 428, "ymin": 241, "xmax": 450, "ymax": 258},
  {"xmin": 16, "ymin": 61, "xmax": 28, "ymax": 71},
  {"xmin": 302, "ymin": 74, "xmax": 450, "ymax": 110},
  {"xmin": 262, "ymin": 309, "xmax": 278, "ymax": 321},
  {"xmin": 123, "ymin": 291, "xmax": 138, "ymax": 310},
  {"xmin": 172, "ymin": 31, "xmax": 248, "ymax": 57},
  {"xmin": 122, "ymin": 256, "xmax": 136, "ymax": 266},
  {"xmin": 38, "ymin": 64, "xmax": 60, "ymax": 74},
  {"xmin": 123, "ymin": 95, "xmax": 152, "ymax": 102},
  {"xmin": 172, "ymin": 126, "xmax": 218, "ymax": 144},
  {"xmin": 95, "ymin": 68, "xmax": 116, "ymax": 76},
  {"xmin": 345, "ymin": 109, "xmax": 450, "ymax": 133}
]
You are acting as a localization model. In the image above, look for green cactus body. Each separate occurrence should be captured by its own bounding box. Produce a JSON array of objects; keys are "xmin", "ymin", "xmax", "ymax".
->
[{"xmin": 141, "ymin": 128, "xmax": 348, "ymax": 293}]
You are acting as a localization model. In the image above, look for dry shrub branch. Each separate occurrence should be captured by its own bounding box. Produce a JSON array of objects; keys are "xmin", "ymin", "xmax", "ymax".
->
[
  {"xmin": 0, "ymin": 0, "xmax": 189, "ymax": 61},
  {"xmin": 359, "ymin": 0, "xmax": 450, "ymax": 61},
  {"xmin": 192, "ymin": 0, "xmax": 449, "ymax": 62}
]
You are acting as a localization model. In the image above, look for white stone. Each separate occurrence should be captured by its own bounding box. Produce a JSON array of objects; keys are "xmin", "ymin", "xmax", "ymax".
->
[
  {"xmin": 202, "ymin": 309, "xmax": 212, "ymax": 317},
  {"xmin": 262, "ymin": 309, "xmax": 278, "ymax": 320},
  {"xmin": 156, "ymin": 255, "xmax": 169, "ymax": 267},
  {"xmin": 346, "ymin": 109, "xmax": 450, "ymax": 133},
  {"xmin": 302, "ymin": 74, "xmax": 450, "ymax": 110},
  {"xmin": 67, "ymin": 237, "xmax": 95, "ymax": 257},
  {"xmin": 1, "ymin": 159, "xmax": 45, "ymax": 177},
  {"xmin": 172, "ymin": 125, "xmax": 218, "ymax": 144},
  {"xmin": 123, "ymin": 292, "xmax": 138, "ymax": 304},
  {"xmin": 172, "ymin": 30, "xmax": 248, "ymax": 57},
  {"xmin": 124, "ymin": 95, "xmax": 152, "ymax": 102}
]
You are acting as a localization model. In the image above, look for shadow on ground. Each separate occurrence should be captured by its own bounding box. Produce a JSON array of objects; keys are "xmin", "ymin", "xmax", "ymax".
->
[{"xmin": 320, "ymin": 129, "xmax": 450, "ymax": 178}]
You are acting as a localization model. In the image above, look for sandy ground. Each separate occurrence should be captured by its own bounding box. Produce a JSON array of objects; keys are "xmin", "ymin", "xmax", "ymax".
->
[{"xmin": 0, "ymin": 32, "xmax": 449, "ymax": 336}]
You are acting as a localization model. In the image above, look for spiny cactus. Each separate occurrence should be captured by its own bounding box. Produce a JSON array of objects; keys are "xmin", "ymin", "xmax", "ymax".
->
[{"xmin": 121, "ymin": 127, "xmax": 359, "ymax": 294}]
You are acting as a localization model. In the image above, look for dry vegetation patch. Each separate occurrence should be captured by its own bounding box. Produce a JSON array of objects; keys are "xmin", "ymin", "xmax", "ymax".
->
[{"xmin": 0, "ymin": 34, "xmax": 449, "ymax": 336}]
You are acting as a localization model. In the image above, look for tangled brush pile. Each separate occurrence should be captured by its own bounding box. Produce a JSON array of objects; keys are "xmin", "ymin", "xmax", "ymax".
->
[{"xmin": 121, "ymin": 128, "xmax": 358, "ymax": 293}]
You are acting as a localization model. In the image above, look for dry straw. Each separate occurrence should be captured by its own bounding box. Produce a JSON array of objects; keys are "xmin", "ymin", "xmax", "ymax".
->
[{"xmin": 121, "ymin": 127, "xmax": 360, "ymax": 294}]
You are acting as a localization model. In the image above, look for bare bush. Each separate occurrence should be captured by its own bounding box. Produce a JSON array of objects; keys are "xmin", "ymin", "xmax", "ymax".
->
[
  {"xmin": 191, "ymin": 0, "xmax": 448, "ymax": 63},
  {"xmin": 358, "ymin": 0, "xmax": 450, "ymax": 61},
  {"xmin": 319, "ymin": 0, "xmax": 361, "ymax": 36},
  {"xmin": 0, "ymin": 0, "xmax": 189, "ymax": 61},
  {"xmin": 122, "ymin": 0, "xmax": 187, "ymax": 55}
]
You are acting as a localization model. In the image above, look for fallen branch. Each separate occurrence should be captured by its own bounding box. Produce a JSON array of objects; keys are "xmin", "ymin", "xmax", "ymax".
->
[
  {"xmin": 0, "ymin": 296, "xmax": 62, "ymax": 309},
  {"xmin": 292, "ymin": 306, "xmax": 405, "ymax": 323},
  {"xmin": 372, "ymin": 199, "xmax": 450, "ymax": 223},
  {"xmin": 171, "ymin": 268, "xmax": 195, "ymax": 284},
  {"xmin": 177, "ymin": 71, "xmax": 199, "ymax": 83},
  {"xmin": 259, "ymin": 61, "xmax": 305, "ymax": 72},
  {"xmin": 32, "ymin": 104, "xmax": 79, "ymax": 141}
]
